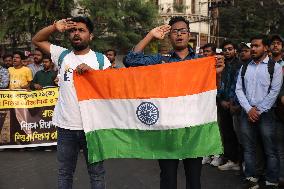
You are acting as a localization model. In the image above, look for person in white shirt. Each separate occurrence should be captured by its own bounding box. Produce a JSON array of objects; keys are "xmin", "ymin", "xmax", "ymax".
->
[{"xmin": 32, "ymin": 16, "xmax": 111, "ymax": 189}]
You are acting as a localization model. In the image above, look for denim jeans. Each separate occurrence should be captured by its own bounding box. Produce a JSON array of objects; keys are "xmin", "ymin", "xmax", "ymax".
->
[
  {"xmin": 240, "ymin": 109, "xmax": 279, "ymax": 183},
  {"xmin": 57, "ymin": 127, "xmax": 105, "ymax": 189},
  {"xmin": 276, "ymin": 119, "xmax": 284, "ymax": 179},
  {"xmin": 158, "ymin": 158, "xmax": 202, "ymax": 189}
]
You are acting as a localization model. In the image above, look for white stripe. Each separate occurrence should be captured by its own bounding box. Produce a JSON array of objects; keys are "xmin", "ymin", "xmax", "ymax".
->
[
  {"xmin": 79, "ymin": 90, "xmax": 217, "ymax": 132},
  {"xmin": 0, "ymin": 142, "xmax": 57, "ymax": 149}
]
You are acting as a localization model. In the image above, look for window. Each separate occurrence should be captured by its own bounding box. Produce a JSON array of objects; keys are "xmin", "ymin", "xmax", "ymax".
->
[{"xmin": 192, "ymin": 0, "xmax": 196, "ymax": 14}]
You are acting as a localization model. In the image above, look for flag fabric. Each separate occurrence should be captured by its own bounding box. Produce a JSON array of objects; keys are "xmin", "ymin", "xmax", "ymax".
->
[{"xmin": 74, "ymin": 56, "xmax": 223, "ymax": 163}]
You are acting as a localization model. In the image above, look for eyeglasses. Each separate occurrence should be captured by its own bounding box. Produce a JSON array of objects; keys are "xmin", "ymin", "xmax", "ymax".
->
[
  {"xmin": 170, "ymin": 28, "xmax": 189, "ymax": 35},
  {"xmin": 223, "ymin": 47, "xmax": 234, "ymax": 52}
]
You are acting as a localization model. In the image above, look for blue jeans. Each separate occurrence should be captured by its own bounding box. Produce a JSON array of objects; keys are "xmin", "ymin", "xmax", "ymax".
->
[
  {"xmin": 57, "ymin": 127, "xmax": 105, "ymax": 189},
  {"xmin": 240, "ymin": 109, "xmax": 279, "ymax": 183},
  {"xmin": 276, "ymin": 119, "xmax": 284, "ymax": 179}
]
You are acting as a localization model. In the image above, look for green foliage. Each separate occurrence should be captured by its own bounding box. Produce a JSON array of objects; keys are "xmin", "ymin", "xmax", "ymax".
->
[
  {"xmin": 1, "ymin": 0, "xmax": 159, "ymax": 52},
  {"xmin": 80, "ymin": 0, "xmax": 159, "ymax": 52},
  {"xmin": 219, "ymin": 0, "xmax": 284, "ymax": 43},
  {"xmin": 1, "ymin": 0, "xmax": 74, "ymax": 50}
]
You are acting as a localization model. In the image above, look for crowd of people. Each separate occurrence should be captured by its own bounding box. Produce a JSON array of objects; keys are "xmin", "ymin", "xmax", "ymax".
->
[
  {"xmin": 198, "ymin": 35, "xmax": 284, "ymax": 189},
  {"xmin": 0, "ymin": 48, "xmax": 118, "ymax": 90},
  {"xmin": 1, "ymin": 15, "xmax": 284, "ymax": 189}
]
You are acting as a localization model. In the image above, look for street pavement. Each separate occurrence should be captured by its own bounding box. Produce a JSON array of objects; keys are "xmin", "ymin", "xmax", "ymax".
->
[{"xmin": 0, "ymin": 149, "xmax": 278, "ymax": 189}]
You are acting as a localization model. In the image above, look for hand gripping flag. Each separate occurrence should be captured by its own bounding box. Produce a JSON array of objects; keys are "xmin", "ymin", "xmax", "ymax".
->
[{"xmin": 74, "ymin": 56, "xmax": 223, "ymax": 163}]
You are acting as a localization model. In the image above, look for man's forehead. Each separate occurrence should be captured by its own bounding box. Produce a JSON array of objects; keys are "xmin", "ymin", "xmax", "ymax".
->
[
  {"xmin": 241, "ymin": 48, "xmax": 250, "ymax": 51},
  {"xmin": 251, "ymin": 39, "xmax": 263, "ymax": 44},
  {"xmin": 43, "ymin": 59, "xmax": 51, "ymax": 62},
  {"xmin": 107, "ymin": 52, "xmax": 114, "ymax": 55},
  {"xmin": 73, "ymin": 22, "xmax": 88, "ymax": 29},
  {"xmin": 171, "ymin": 21, "xmax": 188, "ymax": 28},
  {"xmin": 224, "ymin": 44, "xmax": 234, "ymax": 48},
  {"xmin": 272, "ymin": 39, "xmax": 282, "ymax": 43},
  {"xmin": 34, "ymin": 51, "xmax": 42, "ymax": 55}
]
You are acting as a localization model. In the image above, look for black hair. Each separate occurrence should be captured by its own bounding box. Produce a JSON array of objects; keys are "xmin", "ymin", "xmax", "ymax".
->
[
  {"xmin": 22, "ymin": 55, "xmax": 28, "ymax": 60},
  {"xmin": 71, "ymin": 16, "xmax": 94, "ymax": 33},
  {"xmin": 105, "ymin": 49, "xmax": 117, "ymax": 56},
  {"xmin": 42, "ymin": 54, "xmax": 52, "ymax": 62},
  {"xmin": 221, "ymin": 40, "xmax": 237, "ymax": 49},
  {"xmin": 250, "ymin": 34, "xmax": 269, "ymax": 46},
  {"xmin": 13, "ymin": 51, "xmax": 25, "ymax": 59},
  {"xmin": 269, "ymin": 34, "xmax": 283, "ymax": 45},
  {"xmin": 202, "ymin": 43, "xmax": 216, "ymax": 53},
  {"xmin": 169, "ymin": 16, "xmax": 190, "ymax": 30},
  {"xmin": 34, "ymin": 48, "xmax": 44, "ymax": 55},
  {"xmin": 2, "ymin": 53, "xmax": 13, "ymax": 60}
]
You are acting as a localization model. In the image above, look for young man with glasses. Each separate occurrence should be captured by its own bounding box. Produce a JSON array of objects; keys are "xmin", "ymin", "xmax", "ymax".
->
[
  {"xmin": 269, "ymin": 34, "xmax": 284, "ymax": 186},
  {"xmin": 124, "ymin": 16, "xmax": 225, "ymax": 189}
]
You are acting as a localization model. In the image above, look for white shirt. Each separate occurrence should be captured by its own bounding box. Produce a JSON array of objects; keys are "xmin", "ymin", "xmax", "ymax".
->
[{"xmin": 50, "ymin": 44, "xmax": 111, "ymax": 130}]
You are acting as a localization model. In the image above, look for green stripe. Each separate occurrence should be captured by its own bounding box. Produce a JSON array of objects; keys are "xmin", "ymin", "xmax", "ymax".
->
[{"xmin": 86, "ymin": 122, "xmax": 223, "ymax": 163}]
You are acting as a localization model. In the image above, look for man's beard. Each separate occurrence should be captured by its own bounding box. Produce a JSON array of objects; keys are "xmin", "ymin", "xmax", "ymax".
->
[
  {"xmin": 252, "ymin": 52, "xmax": 266, "ymax": 61},
  {"xmin": 272, "ymin": 51, "xmax": 281, "ymax": 57},
  {"xmin": 34, "ymin": 58, "xmax": 42, "ymax": 65},
  {"xmin": 70, "ymin": 35, "xmax": 89, "ymax": 51},
  {"xmin": 71, "ymin": 42, "xmax": 89, "ymax": 51}
]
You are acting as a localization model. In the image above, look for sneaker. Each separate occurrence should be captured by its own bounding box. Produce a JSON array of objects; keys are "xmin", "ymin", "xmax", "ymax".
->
[
  {"xmin": 242, "ymin": 177, "xmax": 259, "ymax": 189},
  {"xmin": 264, "ymin": 181, "xmax": 278, "ymax": 189},
  {"xmin": 202, "ymin": 156, "xmax": 212, "ymax": 164},
  {"xmin": 210, "ymin": 156, "xmax": 222, "ymax": 167},
  {"xmin": 218, "ymin": 160, "xmax": 240, "ymax": 171},
  {"xmin": 263, "ymin": 185, "xmax": 278, "ymax": 189},
  {"xmin": 278, "ymin": 177, "xmax": 284, "ymax": 187}
]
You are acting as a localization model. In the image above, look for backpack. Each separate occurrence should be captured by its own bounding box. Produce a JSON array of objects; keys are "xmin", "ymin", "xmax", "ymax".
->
[
  {"xmin": 58, "ymin": 49, "xmax": 105, "ymax": 70},
  {"xmin": 275, "ymin": 76, "xmax": 284, "ymax": 123},
  {"xmin": 240, "ymin": 59, "xmax": 275, "ymax": 95},
  {"xmin": 240, "ymin": 59, "xmax": 284, "ymax": 122}
]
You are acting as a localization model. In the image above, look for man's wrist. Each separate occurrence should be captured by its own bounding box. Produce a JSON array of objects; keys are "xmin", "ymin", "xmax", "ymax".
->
[{"xmin": 52, "ymin": 21, "xmax": 58, "ymax": 32}]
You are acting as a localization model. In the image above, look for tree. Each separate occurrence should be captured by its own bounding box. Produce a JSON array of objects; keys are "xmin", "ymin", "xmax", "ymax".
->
[
  {"xmin": 0, "ymin": 0, "xmax": 75, "ymax": 50},
  {"xmin": 1, "ymin": 0, "xmax": 159, "ymax": 53},
  {"xmin": 218, "ymin": 0, "xmax": 284, "ymax": 43},
  {"xmin": 81, "ymin": 0, "xmax": 159, "ymax": 52}
]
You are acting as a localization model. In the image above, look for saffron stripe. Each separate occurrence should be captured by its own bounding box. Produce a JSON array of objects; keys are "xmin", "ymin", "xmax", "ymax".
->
[{"xmin": 74, "ymin": 57, "xmax": 216, "ymax": 100}]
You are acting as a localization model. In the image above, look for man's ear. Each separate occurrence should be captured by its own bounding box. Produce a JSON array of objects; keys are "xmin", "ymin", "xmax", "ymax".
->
[{"xmin": 90, "ymin": 33, "xmax": 94, "ymax": 40}]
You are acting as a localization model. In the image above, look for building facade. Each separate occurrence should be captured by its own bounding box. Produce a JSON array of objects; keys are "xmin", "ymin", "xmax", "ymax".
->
[{"xmin": 153, "ymin": 0, "xmax": 211, "ymax": 50}]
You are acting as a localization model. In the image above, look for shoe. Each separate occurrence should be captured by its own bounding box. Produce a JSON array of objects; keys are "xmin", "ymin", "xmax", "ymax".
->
[
  {"xmin": 210, "ymin": 156, "xmax": 222, "ymax": 167},
  {"xmin": 202, "ymin": 156, "xmax": 212, "ymax": 164},
  {"xmin": 264, "ymin": 181, "xmax": 278, "ymax": 189},
  {"xmin": 218, "ymin": 160, "xmax": 240, "ymax": 171},
  {"xmin": 278, "ymin": 177, "xmax": 284, "ymax": 186},
  {"xmin": 242, "ymin": 177, "xmax": 259, "ymax": 189},
  {"xmin": 263, "ymin": 185, "xmax": 278, "ymax": 189}
]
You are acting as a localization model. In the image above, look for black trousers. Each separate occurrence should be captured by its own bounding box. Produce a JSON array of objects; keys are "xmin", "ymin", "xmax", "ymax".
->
[
  {"xmin": 217, "ymin": 104, "xmax": 240, "ymax": 163},
  {"xmin": 158, "ymin": 158, "xmax": 202, "ymax": 189}
]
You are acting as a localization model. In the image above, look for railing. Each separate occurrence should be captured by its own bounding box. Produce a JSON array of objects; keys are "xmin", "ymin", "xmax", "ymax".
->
[{"xmin": 160, "ymin": 13, "xmax": 210, "ymax": 23}]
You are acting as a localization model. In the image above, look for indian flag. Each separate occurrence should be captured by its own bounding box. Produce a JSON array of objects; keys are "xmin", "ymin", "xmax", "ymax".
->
[{"xmin": 74, "ymin": 56, "xmax": 223, "ymax": 163}]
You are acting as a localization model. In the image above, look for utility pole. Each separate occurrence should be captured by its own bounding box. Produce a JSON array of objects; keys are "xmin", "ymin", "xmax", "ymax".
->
[
  {"xmin": 198, "ymin": 0, "xmax": 201, "ymax": 48},
  {"xmin": 208, "ymin": 0, "xmax": 211, "ymax": 43},
  {"xmin": 208, "ymin": 0, "xmax": 234, "ymax": 46}
]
